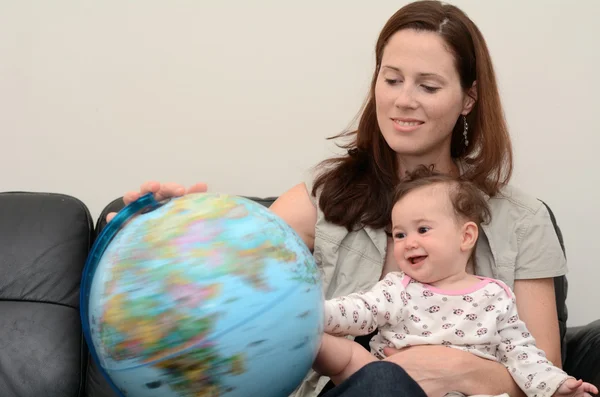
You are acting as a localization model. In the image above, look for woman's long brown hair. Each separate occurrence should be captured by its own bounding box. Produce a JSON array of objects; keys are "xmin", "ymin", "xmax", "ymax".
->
[{"xmin": 312, "ymin": 0, "xmax": 513, "ymax": 231}]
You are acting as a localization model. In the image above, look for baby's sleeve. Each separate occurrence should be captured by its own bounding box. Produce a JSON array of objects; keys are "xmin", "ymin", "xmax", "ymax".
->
[
  {"xmin": 324, "ymin": 272, "xmax": 405, "ymax": 336},
  {"xmin": 495, "ymin": 292, "xmax": 570, "ymax": 396}
]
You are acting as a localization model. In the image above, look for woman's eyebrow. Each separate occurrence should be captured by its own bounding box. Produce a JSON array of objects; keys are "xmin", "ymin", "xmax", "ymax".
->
[{"xmin": 381, "ymin": 65, "xmax": 446, "ymax": 81}]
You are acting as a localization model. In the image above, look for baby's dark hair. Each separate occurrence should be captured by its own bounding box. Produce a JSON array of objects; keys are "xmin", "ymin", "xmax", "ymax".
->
[{"xmin": 393, "ymin": 165, "xmax": 492, "ymax": 226}]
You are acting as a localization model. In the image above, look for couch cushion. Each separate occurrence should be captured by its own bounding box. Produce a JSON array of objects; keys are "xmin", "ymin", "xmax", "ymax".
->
[
  {"xmin": 564, "ymin": 320, "xmax": 600, "ymax": 387},
  {"xmin": 0, "ymin": 192, "xmax": 93, "ymax": 397}
]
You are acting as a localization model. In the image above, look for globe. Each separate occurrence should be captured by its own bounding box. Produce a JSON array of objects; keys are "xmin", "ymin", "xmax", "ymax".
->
[{"xmin": 81, "ymin": 193, "xmax": 324, "ymax": 397}]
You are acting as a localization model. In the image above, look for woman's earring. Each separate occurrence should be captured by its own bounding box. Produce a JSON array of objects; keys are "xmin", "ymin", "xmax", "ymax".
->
[{"xmin": 463, "ymin": 115, "xmax": 469, "ymax": 147}]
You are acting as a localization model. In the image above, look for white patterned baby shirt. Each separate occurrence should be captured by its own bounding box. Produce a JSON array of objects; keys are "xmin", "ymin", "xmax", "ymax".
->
[{"xmin": 324, "ymin": 272, "xmax": 572, "ymax": 397}]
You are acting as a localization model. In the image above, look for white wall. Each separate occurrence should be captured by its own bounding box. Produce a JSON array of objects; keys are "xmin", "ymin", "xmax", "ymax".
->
[{"xmin": 1, "ymin": 1, "xmax": 599, "ymax": 326}]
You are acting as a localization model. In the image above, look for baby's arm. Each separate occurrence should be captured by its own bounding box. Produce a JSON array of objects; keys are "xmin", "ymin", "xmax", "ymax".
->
[
  {"xmin": 324, "ymin": 272, "xmax": 404, "ymax": 336},
  {"xmin": 495, "ymin": 291, "xmax": 580, "ymax": 396},
  {"xmin": 312, "ymin": 333, "xmax": 378, "ymax": 385},
  {"xmin": 553, "ymin": 378, "xmax": 598, "ymax": 397}
]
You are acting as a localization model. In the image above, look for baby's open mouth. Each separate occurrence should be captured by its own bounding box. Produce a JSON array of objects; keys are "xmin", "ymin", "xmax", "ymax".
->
[{"xmin": 409, "ymin": 256, "xmax": 427, "ymax": 265}]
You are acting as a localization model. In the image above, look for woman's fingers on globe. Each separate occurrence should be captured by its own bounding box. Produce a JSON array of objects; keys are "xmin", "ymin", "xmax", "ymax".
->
[
  {"xmin": 132, "ymin": 181, "xmax": 183, "ymax": 203},
  {"xmin": 126, "ymin": 181, "xmax": 203, "ymax": 204},
  {"xmin": 123, "ymin": 190, "xmax": 142, "ymax": 206},
  {"xmin": 106, "ymin": 181, "xmax": 206, "ymax": 223},
  {"xmin": 139, "ymin": 181, "xmax": 161, "ymax": 196},
  {"xmin": 120, "ymin": 181, "xmax": 159, "ymax": 206},
  {"xmin": 105, "ymin": 191, "xmax": 140, "ymax": 223},
  {"xmin": 151, "ymin": 182, "xmax": 208, "ymax": 201},
  {"xmin": 154, "ymin": 182, "xmax": 186, "ymax": 202},
  {"xmin": 186, "ymin": 183, "xmax": 208, "ymax": 194}
]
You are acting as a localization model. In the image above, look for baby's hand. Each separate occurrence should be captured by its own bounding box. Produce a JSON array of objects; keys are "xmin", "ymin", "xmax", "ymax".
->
[{"xmin": 554, "ymin": 378, "xmax": 598, "ymax": 397}]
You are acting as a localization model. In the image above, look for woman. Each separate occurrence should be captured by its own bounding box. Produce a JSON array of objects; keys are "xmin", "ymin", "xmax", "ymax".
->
[{"xmin": 109, "ymin": 1, "xmax": 567, "ymax": 396}]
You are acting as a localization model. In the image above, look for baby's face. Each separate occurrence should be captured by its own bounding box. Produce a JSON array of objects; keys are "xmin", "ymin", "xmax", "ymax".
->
[{"xmin": 391, "ymin": 184, "xmax": 467, "ymax": 284}]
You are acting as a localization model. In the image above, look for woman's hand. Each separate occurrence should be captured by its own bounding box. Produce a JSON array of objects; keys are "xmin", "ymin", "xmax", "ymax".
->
[
  {"xmin": 105, "ymin": 181, "xmax": 208, "ymax": 222},
  {"xmin": 382, "ymin": 345, "xmax": 466, "ymax": 397},
  {"xmin": 382, "ymin": 345, "xmax": 524, "ymax": 397}
]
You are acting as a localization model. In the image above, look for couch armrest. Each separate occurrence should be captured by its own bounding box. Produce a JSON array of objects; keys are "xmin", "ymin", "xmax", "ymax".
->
[
  {"xmin": 0, "ymin": 192, "xmax": 93, "ymax": 397},
  {"xmin": 564, "ymin": 319, "xmax": 600, "ymax": 387}
]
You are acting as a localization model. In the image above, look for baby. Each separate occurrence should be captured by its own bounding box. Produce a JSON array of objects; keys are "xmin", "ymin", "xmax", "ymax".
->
[{"xmin": 313, "ymin": 168, "xmax": 597, "ymax": 397}]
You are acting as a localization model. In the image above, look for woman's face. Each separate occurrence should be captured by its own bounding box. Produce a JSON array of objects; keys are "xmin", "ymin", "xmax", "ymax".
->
[{"xmin": 375, "ymin": 29, "xmax": 475, "ymax": 165}]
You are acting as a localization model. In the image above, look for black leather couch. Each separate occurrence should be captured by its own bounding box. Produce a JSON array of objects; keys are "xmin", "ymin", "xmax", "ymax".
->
[{"xmin": 0, "ymin": 191, "xmax": 598, "ymax": 397}]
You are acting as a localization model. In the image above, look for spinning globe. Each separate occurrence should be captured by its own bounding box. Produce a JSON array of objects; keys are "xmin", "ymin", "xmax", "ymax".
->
[{"xmin": 80, "ymin": 193, "xmax": 324, "ymax": 397}]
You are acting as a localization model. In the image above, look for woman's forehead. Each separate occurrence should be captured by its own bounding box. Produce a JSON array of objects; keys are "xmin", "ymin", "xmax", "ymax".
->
[{"xmin": 381, "ymin": 29, "xmax": 458, "ymax": 80}]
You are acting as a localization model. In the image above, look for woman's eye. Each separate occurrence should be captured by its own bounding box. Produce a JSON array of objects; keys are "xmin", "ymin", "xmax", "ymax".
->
[
  {"xmin": 422, "ymin": 85, "xmax": 440, "ymax": 93},
  {"xmin": 385, "ymin": 78, "xmax": 401, "ymax": 85},
  {"xmin": 418, "ymin": 227, "xmax": 430, "ymax": 234}
]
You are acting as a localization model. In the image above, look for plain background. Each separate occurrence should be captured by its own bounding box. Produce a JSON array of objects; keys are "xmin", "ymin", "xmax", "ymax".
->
[{"xmin": 1, "ymin": 1, "xmax": 599, "ymax": 326}]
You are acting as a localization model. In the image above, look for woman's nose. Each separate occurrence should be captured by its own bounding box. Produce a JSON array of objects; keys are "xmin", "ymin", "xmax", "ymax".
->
[{"xmin": 394, "ymin": 85, "xmax": 418, "ymax": 109}]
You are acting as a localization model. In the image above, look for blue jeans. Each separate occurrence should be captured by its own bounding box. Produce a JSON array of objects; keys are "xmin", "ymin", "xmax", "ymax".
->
[{"xmin": 320, "ymin": 361, "xmax": 427, "ymax": 397}]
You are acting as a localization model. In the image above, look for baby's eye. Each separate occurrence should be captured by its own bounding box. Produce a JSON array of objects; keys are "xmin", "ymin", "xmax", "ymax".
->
[
  {"xmin": 418, "ymin": 227, "xmax": 430, "ymax": 234},
  {"xmin": 394, "ymin": 232, "xmax": 406, "ymax": 239}
]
